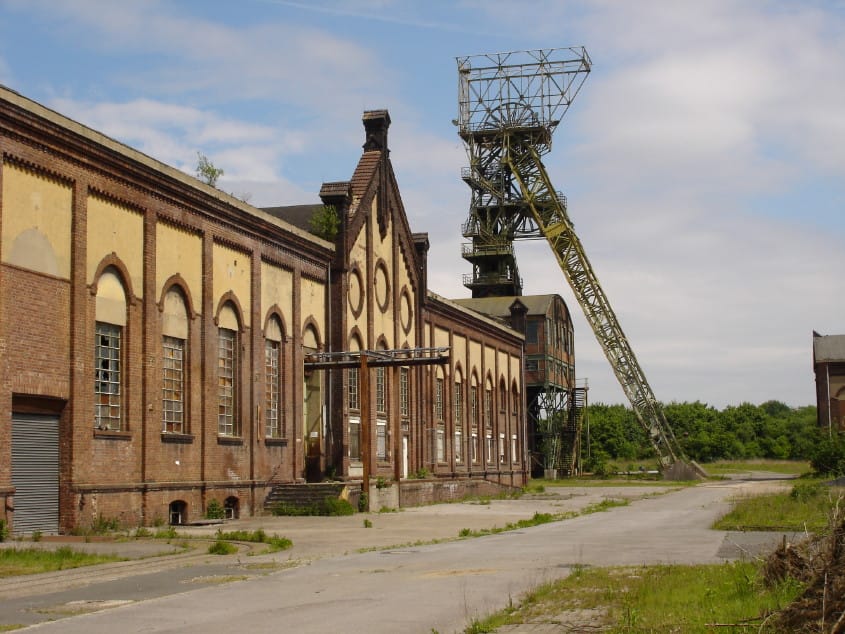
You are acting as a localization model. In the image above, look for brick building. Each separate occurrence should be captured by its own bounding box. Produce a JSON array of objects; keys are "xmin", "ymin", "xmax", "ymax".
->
[
  {"xmin": 0, "ymin": 89, "xmax": 527, "ymax": 535},
  {"xmin": 814, "ymin": 332, "xmax": 845, "ymax": 433}
]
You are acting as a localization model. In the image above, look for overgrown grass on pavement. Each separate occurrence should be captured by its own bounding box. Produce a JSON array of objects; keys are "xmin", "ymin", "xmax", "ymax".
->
[
  {"xmin": 0, "ymin": 546, "xmax": 125, "ymax": 577},
  {"xmin": 466, "ymin": 560, "xmax": 803, "ymax": 633},
  {"xmin": 214, "ymin": 529, "xmax": 292, "ymax": 553},
  {"xmin": 714, "ymin": 481, "xmax": 842, "ymax": 532},
  {"xmin": 704, "ymin": 460, "xmax": 811, "ymax": 477}
]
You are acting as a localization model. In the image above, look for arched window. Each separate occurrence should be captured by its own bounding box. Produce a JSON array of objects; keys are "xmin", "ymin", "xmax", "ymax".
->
[
  {"xmin": 217, "ymin": 303, "xmax": 240, "ymax": 437},
  {"xmin": 162, "ymin": 288, "xmax": 188, "ymax": 434},
  {"xmin": 454, "ymin": 368, "xmax": 465, "ymax": 464},
  {"xmin": 347, "ymin": 334, "xmax": 362, "ymax": 460},
  {"xmin": 264, "ymin": 315, "xmax": 284, "ymax": 438},
  {"xmin": 95, "ymin": 268, "xmax": 127, "ymax": 431}
]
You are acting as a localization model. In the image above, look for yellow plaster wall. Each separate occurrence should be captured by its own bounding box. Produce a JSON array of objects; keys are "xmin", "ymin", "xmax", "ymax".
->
[
  {"xmin": 87, "ymin": 195, "xmax": 144, "ymax": 295},
  {"xmin": 156, "ymin": 222, "xmax": 202, "ymax": 311},
  {"xmin": 1, "ymin": 163, "xmax": 72, "ymax": 279},
  {"xmin": 510, "ymin": 354, "xmax": 522, "ymax": 390},
  {"xmin": 469, "ymin": 340, "xmax": 483, "ymax": 380},
  {"xmin": 485, "ymin": 346, "xmax": 497, "ymax": 383},
  {"xmin": 300, "ymin": 277, "xmax": 325, "ymax": 345},
  {"xmin": 434, "ymin": 326, "xmax": 450, "ymax": 350},
  {"xmin": 261, "ymin": 262, "xmax": 293, "ymax": 334},
  {"xmin": 453, "ymin": 334, "xmax": 467, "ymax": 374},
  {"xmin": 213, "ymin": 242, "xmax": 251, "ymax": 327},
  {"xmin": 498, "ymin": 350, "xmax": 511, "ymax": 383}
]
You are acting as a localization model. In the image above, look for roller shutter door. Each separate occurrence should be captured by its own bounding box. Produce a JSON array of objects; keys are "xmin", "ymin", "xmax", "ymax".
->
[{"xmin": 11, "ymin": 413, "xmax": 59, "ymax": 535}]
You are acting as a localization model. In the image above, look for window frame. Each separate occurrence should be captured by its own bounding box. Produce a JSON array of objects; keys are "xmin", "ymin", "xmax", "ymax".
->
[
  {"xmin": 95, "ymin": 321, "xmax": 123, "ymax": 431},
  {"xmin": 218, "ymin": 327, "xmax": 238, "ymax": 437},
  {"xmin": 264, "ymin": 338, "xmax": 281, "ymax": 438},
  {"xmin": 162, "ymin": 335, "xmax": 185, "ymax": 433}
]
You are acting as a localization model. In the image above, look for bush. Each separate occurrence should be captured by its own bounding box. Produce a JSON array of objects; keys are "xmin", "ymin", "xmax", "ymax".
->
[
  {"xmin": 208, "ymin": 539, "xmax": 237, "ymax": 555},
  {"xmin": 790, "ymin": 482, "xmax": 824, "ymax": 501},
  {"xmin": 810, "ymin": 435, "xmax": 845, "ymax": 476},
  {"xmin": 0, "ymin": 519, "xmax": 8, "ymax": 542},
  {"xmin": 205, "ymin": 499, "xmax": 225, "ymax": 520},
  {"xmin": 358, "ymin": 491, "xmax": 369, "ymax": 512},
  {"xmin": 272, "ymin": 497, "xmax": 355, "ymax": 517}
]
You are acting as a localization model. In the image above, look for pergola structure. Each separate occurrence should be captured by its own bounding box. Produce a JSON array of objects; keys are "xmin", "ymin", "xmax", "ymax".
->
[{"xmin": 304, "ymin": 347, "xmax": 449, "ymax": 494}]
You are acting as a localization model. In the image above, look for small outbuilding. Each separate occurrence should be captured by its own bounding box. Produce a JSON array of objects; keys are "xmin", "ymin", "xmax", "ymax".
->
[{"xmin": 813, "ymin": 331, "xmax": 845, "ymax": 433}]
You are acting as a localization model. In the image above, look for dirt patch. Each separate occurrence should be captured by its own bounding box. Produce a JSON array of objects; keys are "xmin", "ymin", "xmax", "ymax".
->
[{"xmin": 763, "ymin": 517, "xmax": 845, "ymax": 632}]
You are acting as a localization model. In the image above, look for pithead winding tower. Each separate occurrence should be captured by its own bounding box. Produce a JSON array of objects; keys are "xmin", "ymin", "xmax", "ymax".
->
[{"xmin": 457, "ymin": 48, "xmax": 699, "ymax": 475}]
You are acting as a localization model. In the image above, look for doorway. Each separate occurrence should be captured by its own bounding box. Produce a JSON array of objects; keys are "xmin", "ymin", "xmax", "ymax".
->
[{"xmin": 11, "ymin": 413, "xmax": 59, "ymax": 535}]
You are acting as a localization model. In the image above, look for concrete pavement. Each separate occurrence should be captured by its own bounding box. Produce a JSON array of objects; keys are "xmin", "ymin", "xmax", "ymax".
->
[{"xmin": 4, "ymin": 478, "xmax": 795, "ymax": 633}]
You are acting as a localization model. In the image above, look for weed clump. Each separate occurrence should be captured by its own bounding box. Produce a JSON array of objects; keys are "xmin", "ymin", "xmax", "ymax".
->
[{"xmin": 272, "ymin": 497, "xmax": 354, "ymax": 517}]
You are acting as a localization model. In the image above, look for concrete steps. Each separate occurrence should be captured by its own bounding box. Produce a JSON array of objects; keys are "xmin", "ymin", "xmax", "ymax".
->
[{"xmin": 263, "ymin": 482, "xmax": 350, "ymax": 513}]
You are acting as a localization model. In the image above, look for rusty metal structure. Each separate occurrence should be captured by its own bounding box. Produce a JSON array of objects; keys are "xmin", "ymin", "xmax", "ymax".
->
[{"xmin": 456, "ymin": 47, "xmax": 691, "ymax": 473}]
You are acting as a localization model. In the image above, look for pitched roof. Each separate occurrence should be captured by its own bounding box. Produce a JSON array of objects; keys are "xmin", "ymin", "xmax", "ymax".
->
[
  {"xmin": 452, "ymin": 294, "xmax": 561, "ymax": 319},
  {"xmin": 814, "ymin": 334, "xmax": 845, "ymax": 362},
  {"xmin": 349, "ymin": 150, "xmax": 381, "ymax": 214},
  {"xmin": 260, "ymin": 204, "xmax": 322, "ymax": 233}
]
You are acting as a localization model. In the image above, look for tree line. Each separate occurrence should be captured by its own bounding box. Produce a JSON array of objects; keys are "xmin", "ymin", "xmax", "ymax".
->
[{"xmin": 582, "ymin": 400, "xmax": 821, "ymax": 469}]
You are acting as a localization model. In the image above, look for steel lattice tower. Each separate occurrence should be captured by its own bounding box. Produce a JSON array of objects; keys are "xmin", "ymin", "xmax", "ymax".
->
[{"xmin": 456, "ymin": 48, "xmax": 696, "ymax": 474}]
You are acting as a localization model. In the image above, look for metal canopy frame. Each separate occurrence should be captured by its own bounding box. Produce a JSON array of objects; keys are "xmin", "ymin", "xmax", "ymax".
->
[{"xmin": 304, "ymin": 347, "xmax": 449, "ymax": 499}]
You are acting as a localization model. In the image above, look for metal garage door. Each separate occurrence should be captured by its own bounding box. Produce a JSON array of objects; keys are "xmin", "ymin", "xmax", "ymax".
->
[{"xmin": 11, "ymin": 413, "xmax": 59, "ymax": 535}]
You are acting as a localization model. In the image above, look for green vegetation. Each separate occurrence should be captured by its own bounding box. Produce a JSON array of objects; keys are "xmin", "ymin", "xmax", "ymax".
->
[
  {"xmin": 195, "ymin": 152, "xmax": 223, "ymax": 187},
  {"xmin": 809, "ymin": 433, "xmax": 845, "ymax": 476},
  {"xmin": 214, "ymin": 528, "xmax": 292, "ymax": 553},
  {"xmin": 0, "ymin": 546, "xmax": 124, "ymax": 577},
  {"xmin": 0, "ymin": 519, "xmax": 8, "ymax": 542},
  {"xmin": 205, "ymin": 499, "xmax": 225, "ymax": 520},
  {"xmin": 585, "ymin": 401, "xmax": 817, "ymax": 468},
  {"xmin": 309, "ymin": 204, "xmax": 339, "ymax": 241},
  {"xmin": 466, "ymin": 560, "xmax": 803, "ymax": 633},
  {"xmin": 714, "ymin": 481, "xmax": 841, "ymax": 532},
  {"xmin": 363, "ymin": 518, "xmax": 373, "ymax": 528},
  {"xmin": 207, "ymin": 540, "xmax": 238, "ymax": 555},
  {"xmin": 704, "ymin": 460, "xmax": 812, "ymax": 476},
  {"xmin": 272, "ymin": 496, "xmax": 355, "ymax": 517}
]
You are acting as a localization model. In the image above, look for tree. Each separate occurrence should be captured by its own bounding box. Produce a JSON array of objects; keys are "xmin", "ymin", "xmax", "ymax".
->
[
  {"xmin": 310, "ymin": 205, "xmax": 340, "ymax": 241},
  {"xmin": 196, "ymin": 152, "xmax": 224, "ymax": 187}
]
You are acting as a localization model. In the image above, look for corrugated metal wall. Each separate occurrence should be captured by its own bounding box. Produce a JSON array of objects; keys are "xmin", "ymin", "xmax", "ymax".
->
[{"xmin": 11, "ymin": 413, "xmax": 59, "ymax": 535}]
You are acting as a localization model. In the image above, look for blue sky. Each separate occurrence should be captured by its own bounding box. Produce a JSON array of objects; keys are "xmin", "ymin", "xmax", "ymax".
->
[{"xmin": 1, "ymin": 0, "xmax": 843, "ymax": 408}]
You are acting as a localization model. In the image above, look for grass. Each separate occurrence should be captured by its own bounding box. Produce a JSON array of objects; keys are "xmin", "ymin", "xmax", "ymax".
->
[
  {"xmin": 466, "ymin": 560, "xmax": 803, "ymax": 633},
  {"xmin": 534, "ymin": 476, "xmax": 690, "ymax": 488},
  {"xmin": 0, "ymin": 546, "xmax": 125, "ymax": 577},
  {"xmin": 703, "ymin": 459, "xmax": 812, "ymax": 477},
  {"xmin": 213, "ymin": 529, "xmax": 292, "ymax": 553},
  {"xmin": 714, "ymin": 481, "xmax": 842, "ymax": 532}
]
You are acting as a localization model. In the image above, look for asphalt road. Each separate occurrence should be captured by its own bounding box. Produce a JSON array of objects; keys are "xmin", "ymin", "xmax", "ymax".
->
[{"xmin": 11, "ymin": 478, "xmax": 795, "ymax": 634}]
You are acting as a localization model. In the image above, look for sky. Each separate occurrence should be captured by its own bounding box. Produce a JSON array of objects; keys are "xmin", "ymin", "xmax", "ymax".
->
[{"xmin": 0, "ymin": 0, "xmax": 843, "ymax": 409}]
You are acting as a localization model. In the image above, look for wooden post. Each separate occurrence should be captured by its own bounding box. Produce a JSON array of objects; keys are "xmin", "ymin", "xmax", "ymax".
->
[{"xmin": 360, "ymin": 354, "xmax": 371, "ymax": 507}]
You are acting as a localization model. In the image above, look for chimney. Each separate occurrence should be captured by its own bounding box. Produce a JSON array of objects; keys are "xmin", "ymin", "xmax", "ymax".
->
[{"xmin": 362, "ymin": 109, "xmax": 391, "ymax": 153}]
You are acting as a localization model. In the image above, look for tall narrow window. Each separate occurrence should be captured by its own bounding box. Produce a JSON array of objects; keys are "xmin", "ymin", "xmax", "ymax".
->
[
  {"xmin": 264, "ymin": 315, "xmax": 283, "ymax": 438},
  {"xmin": 95, "ymin": 322, "xmax": 122, "ymax": 430},
  {"xmin": 218, "ymin": 328, "xmax": 237, "ymax": 436},
  {"xmin": 435, "ymin": 377, "xmax": 444, "ymax": 421},
  {"xmin": 470, "ymin": 385, "xmax": 478, "ymax": 430},
  {"xmin": 161, "ymin": 288, "xmax": 188, "ymax": 434},
  {"xmin": 454, "ymin": 381, "xmax": 463, "ymax": 426},
  {"xmin": 399, "ymin": 367, "xmax": 409, "ymax": 418},
  {"xmin": 95, "ymin": 268, "xmax": 126, "ymax": 431},
  {"xmin": 455, "ymin": 427, "xmax": 463, "ymax": 463},
  {"xmin": 348, "ymin": 368, "xmax": 359, "ymax": 410},
  {"xmin": 376, "ymin": 421, "xmax": 387, "ymax": 460},
  {"xmin": 265, "ymin": 339, "xmax": 280, "ymax": 437},
  {"xmin": 376, "ymin": 367, "xmax": 386, "ymax": 414},
  {"xmin": 484, "ymin": 387, "xmax": 493, "ymax": 430},
  {"xmin": 162, "ymin": 336, "xmax": 184, "ymax": 433}
]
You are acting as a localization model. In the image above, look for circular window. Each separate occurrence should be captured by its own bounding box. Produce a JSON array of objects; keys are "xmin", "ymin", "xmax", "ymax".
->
[
  {"xmin": 374, "ymin": 263, "xmax": 390, "ymax": 312},
  {"xmin": 400, "ymin": 288, "xmax": 413, "ymax": 334},
  {"xmin": 348, "ymin": 268, "xmax": 363, "ymax": 317}
]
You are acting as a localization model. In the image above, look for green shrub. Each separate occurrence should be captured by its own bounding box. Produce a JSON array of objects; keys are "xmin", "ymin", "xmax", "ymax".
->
[
  {"xmin": 363, "ymin": 519, "xmax": 373, "ymax": 528},
  {"xmin": 272, "ymin": 497, "xmax": 354, "ymax": 517},
  {"xmin": 0, "ymin": 519, "xmax": 8, "ymax": 542},
  {"xmin": 790, "ymin": 481, "xmax": 824, "ymax": 501},
  {"xmin": 358, "ymin": 492, "xmax": 369, "ymax": 512},
  {"xmin": 810, "ymin": 435, "xmax": 845, "ymax": 476},
  {"xmin": 208, "ymin": 540, "xmax": 237, "ymax": 555},
  {"xmin": 205, "ymin": 499, "xmax": 225, "ymax": 520}
]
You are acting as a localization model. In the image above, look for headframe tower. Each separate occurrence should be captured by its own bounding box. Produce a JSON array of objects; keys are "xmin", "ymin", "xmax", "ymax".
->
[{"xmin": 456, "ymin": 48, "xmax": 700, "ymax": 476}]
